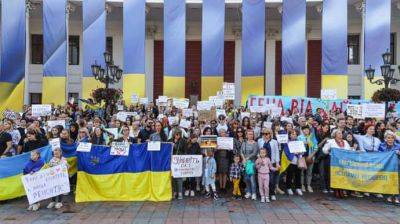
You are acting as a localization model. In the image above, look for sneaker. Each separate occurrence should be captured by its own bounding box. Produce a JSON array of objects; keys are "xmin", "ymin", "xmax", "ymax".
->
[
  {"xmin": 395, "ymin": 197, "xmax": 400, "ymax": 204},
  {"xmin": 236, "ymin": 196, "xmax": 242, "ymax": 200},
  {"xmin": 173, "ymin": 192, "xmax": 177, "ymax": 198},
  {"xmin": 296, "ymin": 189, "xmax": 303, "ymax": 196},
  {"xmin": 54, "ymin": 203, "xmax": 63, "ymax": 209},
  {"xmin": 287, "ymin": 189, "xmax": 294, "ymax": 195},
  {"xmin": 276, "ymin": 187, "xmax": 285, "ymax": 195},
  {"xmin": 387, "ymin": 196, "xmax": 393, "ymax": 203},
  {"xmin": 190, "ymin": 190, "xmax": 195, "ymax": 197},
  {"xmin": 32, "ymin": 203, "xmax": 40, "ymax": 211},
  {"xmin": 205, "ymin": 192, "xmax": 211, "ymax": 198},
  {"xmin": 251, "ymin": 193, "xmax": 257, "ymax": 200},
  {"xmin": 27, "ymin": 205, "xmax": 33, "ymax": 211},
  {"xmin": 301, "ymin": 185, "xmax": 306, "ymax": 192},
  {"xmin": 196, "ymin": 185, "xmax": 201, "ymax": 192},
  {"xmin": 322, "ymin": 189, "xmax": 329, "ymax": 194},
  {"xmin": 244, "ymin": 192, "xmax": 251, "ymax": 199},
  {"xmin": 213, "ymin": 192, "xmax": 219, "ymax": 200},
  {"xmin": 260, "ymin": 197, "xmax": 265, "ymax": 203},
  {"xmin": 178, "ymin": 193, "xmax": 183, "ymax": 200},
  {"xmin": 364, "ymin": 192, "xmax": 370, "ymax": 197},
  {"xmin": 47, "ymin": 202, "xmax": 56, "ymax": 209},
  {"xmin": 265, "ymin": 197, "xmax": 270, "ymax": 203},
  {"xmin": 329, "ymin": 189, "xmax": 334, "ymax": 193},
  {"xmin": 307, "ymin": 186, "xmax": 313, "ymax": 193},
  {"xmin": 184, "ymin": 190, "xmax": 190, "ymax": 197},
  {"xmin": 352, "ymin": 192, "xmax": 364, "ymax": 198},
  {"xmin": 271, "ymin": 195, "xmax": 276, "ymax": 201},
  {"xmin": 376, "ymin": 194, "xmax": 383, "ymax": 198}
]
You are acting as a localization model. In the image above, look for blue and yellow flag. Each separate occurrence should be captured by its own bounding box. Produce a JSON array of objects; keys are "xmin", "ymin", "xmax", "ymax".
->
[
  {"xmin": 76, "ymin": 143, "xmax": 172, "ymax": 202},
  {"xmin": 331, "ymin": 148, "xmax": 399, "ymax": 195},
  {"xmin": 0, "ymin": 0, "xmax": 26, "ymax": 114},
  {"xmin": 0, "ymin": 146, "xmax": 52, "ymax": 201},
  {"xmin": 42, "ymin": 0, "xmax": 67, "ymax": 105},
  {"xmin": 280, "ymin": 144, "xmax": 295, "ymax": 174}
]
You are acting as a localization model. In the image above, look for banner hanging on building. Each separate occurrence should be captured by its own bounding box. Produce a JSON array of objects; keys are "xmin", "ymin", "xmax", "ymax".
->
[
  {"xmin": 364, "ymin": 0, "xmax": 391, "ymax": 99},
  {"xmin": 123, "ymin": 0, "xmax": 146, "ymax": 103},
  {"xmin": 164, "ymin": 0, "xmax": 186, "ymax": 98},
  {"xmin": 0, "ymin": 0, "xmax": 26, "ymax": 114},
  {"xmin": 330, "ymin": 149, "xmax": 399, "ymax": 195},
  {"xmin": 82, "ymin": 0, "xmax": 106, "ymax": 99},
  {"xmin": 241, "ymin": 0, "xmax": 265, "ymax": 105},
  {"xmin": 201, "ymin": 0, "xmax": 225, "ymax": 101},
  {"xmin": 321, "ymin": 0, "xmax": 348, "ymax": 99},
  {"xmin": 42, "ymin": 0, "xmax": 67, "ymax": 105},
  {"xmin": 282, "ymin": 0, "xmax": 306, "ymax": 97}
]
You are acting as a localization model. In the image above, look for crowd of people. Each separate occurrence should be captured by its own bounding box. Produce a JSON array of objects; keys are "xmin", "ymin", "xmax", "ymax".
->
[{"xmin": 1, "ymin": 99, "xmax": 400, "ymax": 211}]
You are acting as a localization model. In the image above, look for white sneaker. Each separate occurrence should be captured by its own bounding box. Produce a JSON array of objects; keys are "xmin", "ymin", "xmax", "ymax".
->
[
  {"xmin": 287, "ymin": 189, "xmax": 294, "ymax": 195},
  {"xmin": 55, "ymin": 203, "xmax": 63, "ymax": 209},
  {"xmin": 307, "ymin": 186, "xmax": 313, "ymax": 193},
  {"xmin": 244, "ymin": 192, "xmax": 251, "ymax": 199},
  {"xmin": 265, "ymin": 197, "xmax": 270, "ymax": 203},
  {"xmin": 27, "ymin": 205, "xmax": 33, "ymax": 211},
  {"xmin": 47, "ymin": 202, "xmax": 56, "ymax": 209},
  {"xmin": 376, "ymin": 194, "xmax": 383, "ymax": 198},
  {"xmin": 296, "ymin": 189, "xmax": 303, "ymax": 196},
  {"xmin": 190, "ymin": 190, "xmax": 195, "ymax": 197},
  {"xmin": 251, "ymin": 193, "xmax": 257, "ymax": 200},
  {"xmin": 301, "ymin": 185, "xmax": 306, "ymax": 192},
  {"xmin": 271, "ymin": 195, "xmax": 276, "ymax": 201},
  {"xmin": 364, "ymin": 193, "xmax": 370, "ymax": 197},
  {"xmin": 184, "ymin": 190, "xmax": 190, "ymax": 197},
  {"xmin": 322, "ymin": 189, "xmax": 328, "ymax": 194},
  {"xmin": 260, "ymin": 197, "xmax": 265, "ymax": 203},
  {"xmin": 276, "ymin": 187, "xmax": 285, "ymax": 195},
  {"xmin": 32, "ymin": 203, "xmax": 40, "ymax": 211},
  {"xmin": 196, "ymin": 185, "xmax": 200, "ymax": 191},
  {"xmin": 178, "ymin": 193, "xmax": 183, "ymax": 200}
]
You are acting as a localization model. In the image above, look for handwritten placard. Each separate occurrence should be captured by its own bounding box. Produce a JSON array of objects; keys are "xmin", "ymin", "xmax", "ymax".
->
[
  {"xmin": 50, "ymin": 138, "xmax": 60, "ymax": 151},
  {"xmin": 321, "ymin": 89, "xmax": 337, "ymax": 100},
  {"xmin": 217, "ymin": 137, "xmax": 234, "ymax": 150},
  {"xmin": 32, "ymin": 104, "xmax": 52, "ymax": 117},
  {"xmin": 171, "ymin": 155, "xmax": 203, "ymax": 178},
  {"xmin": 182, "ymin": 108, "xmax": 193, "ymax": 118},
  {"xmin": 173, "ymin": 98, "xmax": 190, "ymax": 109},
  {"xmin": 222, "ymin": 82, "xmax": 235, "ymax": 100},
  {"xmin": 147, "ymin": 141, "xmax": 161, "ymax": 151},
  {"xmin": 362, "ymin": 103, "xmax": 385, "ymax": 118},
  {"xmin": 47, "ymin": 120, "xmax": 66, "ymax": 129},
  {"xmin": 77, "ymin": 142, "xmax": 92, "ymax": 152},
  {"xmin": 277, "ymin": 134, "xmax": 289, "ymax": 144},
  {"xmin": 288, "ymin": 141, "xmax": 306, "ymax": 154},
  {"xmin": 110, "ymin": 142, "xmax": 130, "ymax": 156}
]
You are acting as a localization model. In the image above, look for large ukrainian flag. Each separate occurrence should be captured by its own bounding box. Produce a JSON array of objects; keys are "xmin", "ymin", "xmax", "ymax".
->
[
  {"xmin": 0, "ymin": 146, "xmax": 53, "ymax": 201},
  {"xmin": 42, "ymin": 0, "xmax": 68, "ymax": 105},
  {"xmin": 280, "ymin": 143, "xmax": 294, "ymax": 174},
  {"xmin": 241, "ymin": 0, "xmax": 265, "ymax": 105},
  {"xmin": 82, "ymin": 0, "xmax": 106, "ymax": 99},
  {"xmin": 76, "ymin": 143, "xmax": 172, "ymax": 202},
  {"xmin": 163, "ymin": 0, "xmax": 186, "ymax": 98},
  {"xmin": 0, "ymin": 0, "xmax": 26, "ymax": 115},
  {"xmin": 201, "ymin": 0, "xmax": 225, "ymax": 100},
  {"xmin": 123, "ymin": 0, "xmax": 146, "ymax": 104},
  {"xmin": 282, "ymin": 0, "xmax": 306, "ymax": 97},
  {"xmin": 321, "ymin": 0, "xmax": 348, "ymax": 99}
]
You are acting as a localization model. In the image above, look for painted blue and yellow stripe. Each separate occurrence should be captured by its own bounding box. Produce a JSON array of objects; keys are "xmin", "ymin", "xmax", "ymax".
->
[
  {"xmin": 123, "ymin": 0, "xmax": 146, "ymax": 103},
  {"xmin": 82, "ymin": 0, "xmax": 106, "ymax": 99},
  {"xmin": 76, "ymin": 143, "xmax": 172, "ymax": 202},
  {"xmin": 0, "ymin": 0, "xmax": 26, "ymax": 114},
  {"xmin": 201, "ymin": 0, "xmax": 225, "ymax": 100},
  {"xmin": 241, "ymin": 0, "xmax": 265, "ymax": 105},
  {"xmin": 163, "ymin": 0, "xmax": 186, "ymax": 98},
  {"xmin": 42, "ymin": 0, "xmax": 67, "ymax": 105},
  {"xmin": 282, "ymin": 0, "xmax": 306, "ymax": 97}
]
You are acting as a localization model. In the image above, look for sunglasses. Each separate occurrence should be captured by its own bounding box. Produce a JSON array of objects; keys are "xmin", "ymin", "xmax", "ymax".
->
[{"xmin": 262, "ymin": 132, "xmax": 271, "ymax": 135}]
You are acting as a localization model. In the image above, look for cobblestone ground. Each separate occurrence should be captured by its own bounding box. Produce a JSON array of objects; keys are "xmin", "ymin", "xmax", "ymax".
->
[{"xmin": 0, "ymin": 193, "xmax": 399, "ymax": 224}]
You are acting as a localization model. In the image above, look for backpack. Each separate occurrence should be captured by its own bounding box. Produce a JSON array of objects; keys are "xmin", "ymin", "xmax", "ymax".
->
[{"xmin": 245, "ymin": 160, "xmax": 255, "ymax": 175}]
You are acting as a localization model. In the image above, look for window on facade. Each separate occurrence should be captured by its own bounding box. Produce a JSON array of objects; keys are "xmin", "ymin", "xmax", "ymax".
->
[
  {"xmin": 348, "ymin": 35, "xmax": 360, "ymax": 65},
  {"xmin": 31, "ymin": 34, "xmax": 43, "ymax": 64},
  {"xmin": 106, "ymin": 37, "xmax": 113, "ymax": 58},
  {"xmin": 390, "ymin": 33, "xmax": 396, "ymax": 65},
  {"xmin": 69, "ymin": 35, "xmax": 80, "ymax": 65},
  {"xmin": 29, "ymin": 93, "xmax": 42, "ymax": 105}
]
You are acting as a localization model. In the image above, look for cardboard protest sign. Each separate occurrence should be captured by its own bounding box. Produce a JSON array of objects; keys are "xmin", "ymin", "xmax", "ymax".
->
[
  {"xmin": 32, "ymin": 104, "xmax": 52, "ymax": 117},
  {"xmin": 173, "ymin": 98, "xmax": 190, "ymax": 109},
  {"xmin": 217, "ymin": 137, "xmax": 234, "ymax": 150},
  {"xmin": 21, "ymin": 164, "xmax": 70, "ymax": 205},
  {"xmin": 222, "ymin": 82, "xmax": 235, "ymax": 100},
  {"xmin": 197, "ymin": 101, "xmax": 213, "ymax": 110},
  {"xmin": 198, "ymin": 110, "xmax": 216, "ymax": 122},
  {"xmin": 362, "ymin": 103, "xmax": 385, "ymax": 118},
  {"xmin": 171, "ymin": 155, "xmax": 203, "ymax": 178},
  {"xmin": 110, "ymin": 142, "xmax": 130, "ymax": 156},
  {"xmin": 77, "ymin": 142, "xmax": 92, "ymax": 152}
]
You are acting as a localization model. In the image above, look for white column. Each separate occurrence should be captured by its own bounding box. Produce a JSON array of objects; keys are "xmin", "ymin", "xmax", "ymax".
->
[
  {"xmin": 360, "ymin": 2, "xmax": 366, "ymax": 99},
  {"xmin": 65, "ymin": 3, "xmax": 70, "ymax": 101},
  {"xmin": 145, "ymin": 39, "xmax": 154, "ymax": 100},
  {"xmin": 265, "ymin": 39, "xmax": 276, "ymax": 95},
  {"xmin": 234, "ymin": 39, "xmax": 242, "ymax": 106}
]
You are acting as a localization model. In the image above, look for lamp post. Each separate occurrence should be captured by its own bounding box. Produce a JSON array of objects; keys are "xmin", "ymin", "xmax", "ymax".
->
[
  {"xmin": 365, "ymin": 49, "xmax": 400, "ymax": 120},
  {"xmin": 91, "ymin": 52, "xmax": 123, "ymax": 117}
]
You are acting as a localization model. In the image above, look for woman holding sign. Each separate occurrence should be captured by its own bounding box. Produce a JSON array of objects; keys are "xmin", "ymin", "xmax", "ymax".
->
[
  {"xmin": 283, "ymin": 130, "xmax": 304, "ymax": 196},
  {"xmin": 171, "ymin": 129, "xmax": 187, "ymax": 200}
]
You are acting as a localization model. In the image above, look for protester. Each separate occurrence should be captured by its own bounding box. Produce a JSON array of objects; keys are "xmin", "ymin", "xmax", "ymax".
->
[
  {"xmin": 23, "ymin": 150, "xmax": 45, "ymax": 211},
  {"xmin": 241, "ymin": 129, "xmax": 259, "ymax": 200},
  {"xmin": 255, "ymin": 148, "xmax": 277, "ymax": 203},
  {"xmin": 0, "ymin": 121, "xmax": 13, "ymax": 157},
  {"xmin": 47, "ymin": 147, "xmax": 69, "ymax": 209},
  {"xmin": 203, "ymin": 149, "xmax": 218, "ymax": 200},
  {"xmin": 229, "ymin": 154, "xmax": 243, "ymax": 200}
]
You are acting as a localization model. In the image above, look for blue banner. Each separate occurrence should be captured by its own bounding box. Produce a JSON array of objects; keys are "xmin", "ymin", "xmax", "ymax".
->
[
  {"xmin": 322, "ymin": 0, "xmax": 347, "ymax": 75},
  {"xmin": 364, "ymin": 0, "xmax": 391, "ymax": 75},
  {"xmin": 331, "ymin": 149, "xmax": 399, "ymax": 194},
  {"xmin": 0, "ymin": 0, "xmax": 26, "ymax": 113}
]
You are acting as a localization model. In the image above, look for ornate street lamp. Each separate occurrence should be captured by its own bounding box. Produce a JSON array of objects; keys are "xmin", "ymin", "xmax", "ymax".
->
[
  {"xmin": 365, "ymin": 49, "xmax": 400, "ymax": 119},
  {"xmin": 91, "ymin": 51, "xmax": 123, "ymax": 89}
]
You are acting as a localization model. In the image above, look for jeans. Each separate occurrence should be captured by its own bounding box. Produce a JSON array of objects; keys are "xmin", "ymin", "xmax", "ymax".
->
[
  {"xmin": 244, "ymin": 174, "xmax": 257, "ymax": 194},
  {"xmin": 301, "ymin": 162, "xmax": 314, "ymax": 187},
  {"xmin": 173, "ymin": 178, "xmax": 183, "ymax": 194},
  {"xmin": 184, "ymin": 177, "xmax": 196, "ymax": 191}
]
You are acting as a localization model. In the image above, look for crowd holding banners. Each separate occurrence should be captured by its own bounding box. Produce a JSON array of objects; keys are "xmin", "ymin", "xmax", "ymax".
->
[{"xmin": 1, "ymin": 93, "xmax": 400, "ymax": 211}]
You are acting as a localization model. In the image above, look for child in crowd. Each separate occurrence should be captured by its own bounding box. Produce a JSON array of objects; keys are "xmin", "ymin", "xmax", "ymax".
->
[
  {"xmin": 255, "ymin": 148, "xmax": 277, "ymax": 203},
  {"xmin": 47, "ymin": 147, "xmax": 68, "ymax": 209},
  {"xmin": 203, "ymin": 149, "xmax": 218, "ymax": 200},
  {"xmin": 23, "ymin": 150, "xmax": 45, "ymax": 211},
  {"xmin": 229, "ymin": 154, "xmax": 243, "ymax": 200}
]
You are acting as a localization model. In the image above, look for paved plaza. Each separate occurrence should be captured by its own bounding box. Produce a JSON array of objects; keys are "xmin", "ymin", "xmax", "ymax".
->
[{"xmin": 1, "ymin": 193, "xmax": 399, "ymax": 224}]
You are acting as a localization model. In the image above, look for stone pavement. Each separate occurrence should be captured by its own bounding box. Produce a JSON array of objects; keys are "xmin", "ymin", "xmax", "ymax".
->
[{"xmin": 0, "ymin": 193, "xmax": 399, "ymax": 224}]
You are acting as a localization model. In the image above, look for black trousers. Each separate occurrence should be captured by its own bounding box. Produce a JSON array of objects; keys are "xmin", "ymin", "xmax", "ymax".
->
[{"xmin": 286, "ymin": 164, "xmax": 301, "ymax": 190}]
